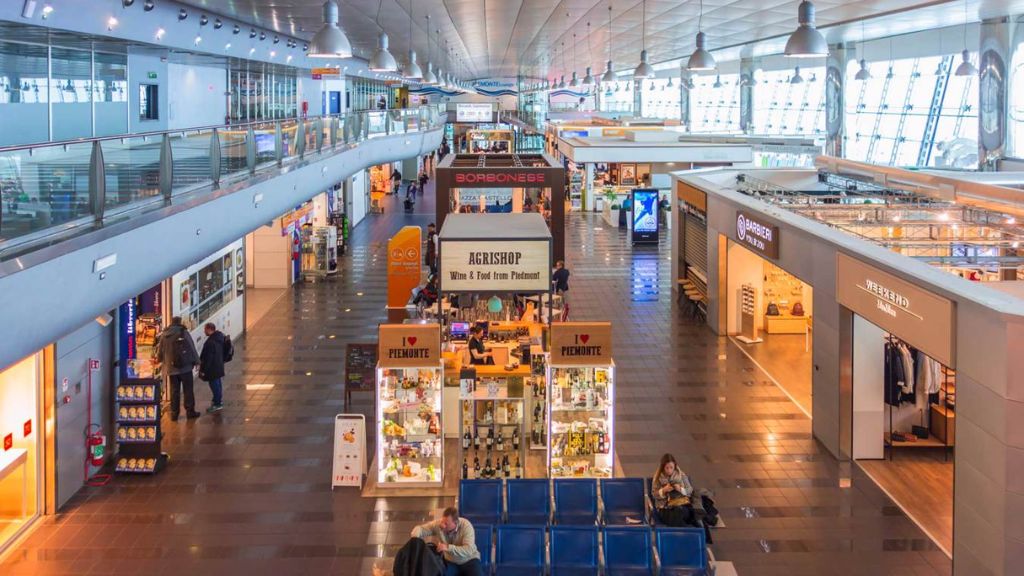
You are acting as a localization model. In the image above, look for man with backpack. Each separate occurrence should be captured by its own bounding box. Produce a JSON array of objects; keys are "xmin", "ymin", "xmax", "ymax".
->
[
  {"xmin": 154, "ymin": 316, "xmax": 200, "ymax": 421},
  {"xmin": 199, "ymin": 322, "xmax": 233, "ymax": 413}
]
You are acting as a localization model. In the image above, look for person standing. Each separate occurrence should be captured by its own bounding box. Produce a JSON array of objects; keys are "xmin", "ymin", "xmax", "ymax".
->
[
  {"xmin": 410, "ymin": 507, "xmax": 482, "ymax": 576},
  {"xmin": 553, "ymin": 260, "xmax": 570, "ymax": 320},
  {"xmin": 199, "ymin": 322, "xmax": 230, "ymax": 413},
  {"xmin": 425, "ymin": 222, "xmax": 438, "ymax": 275},
  {"xmin": 154, "ymin": 316, "xmax": 200, "ymax": 421},
  {"xmin": 391, "ymin": 168, "xmax": 402, "ymax": 195}
]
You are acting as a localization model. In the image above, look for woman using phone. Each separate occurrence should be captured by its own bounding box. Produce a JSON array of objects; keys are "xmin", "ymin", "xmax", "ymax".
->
[{"xmin": 652, "ymin": 453, "xmax": 695, "ymax": 527}]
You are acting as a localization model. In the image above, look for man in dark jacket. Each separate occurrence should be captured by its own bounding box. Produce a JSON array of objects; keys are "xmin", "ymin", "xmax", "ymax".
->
[
  {"xmin": 199, "ymin": 322, "xmax": 227, "ymax": 413},
  {"xmin": 154, "ymin": 316, "xmax": 200, "ymax": 421},
  {"xmin": 393, "ymin": 537, "xmax": 444, "ymax": 576}
]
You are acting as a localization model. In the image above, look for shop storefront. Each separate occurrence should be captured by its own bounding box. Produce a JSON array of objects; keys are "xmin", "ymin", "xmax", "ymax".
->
[
  {"xmin": 674, "ymin": 164, "xmax": 1024, "ymax": 571},
  {"xmin": 434, "ymin": 154, "xmax": 567, "ymax": 262},
  {"xmin": 466, "ymin": 129, "xmax": 514, "ymax": 154},
  {"xmin": 0, "ymin": 352, "xmax": 45, "ymax": 555}
]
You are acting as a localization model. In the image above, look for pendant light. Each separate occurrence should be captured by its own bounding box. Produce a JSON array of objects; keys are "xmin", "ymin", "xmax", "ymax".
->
[
  {"xmin": 784, "ymin": 1, "xmax": 828, "ymax": 58},
  {"xmin": 309, "ymin": 0, "xmax": 352, "ymax": 58},
  {"xmin": 601, "ymin": 4, "xmax": 616, "ymax": 83},
  {"xmin": 420, "ymin": 18, "xmax": 438, "ymax": 84},
  {"xmin": 401, "ymin": 0, "xmax": 422, "ymax": 80},
  {"xmin": 790, "ymin": 66, "xmax": 804, "ymax": 84},
  {"xmin": 687, "ymin": 0, "xmax": 716, "ymax": 71},
  {"xmin": 368, "ymin": 0, "xmax": 397, "ymax": 72},
  {"xmin": 954, "ymin": 0, "xmax": 977, "ymax": 76},
  {"xmin": 583, "ymin": 22, "xmax": 595, "ymax": 85},
  {"xmin": 570, "ymin": 33, "xmax": 580, "ymax": 86},
  {"xmin": 633, "ymin": 0, "xmax": 654, "ymax": 78},
  {"xmin": 854, "ymin": 20, "xmax": 870, "ymax": 80}
]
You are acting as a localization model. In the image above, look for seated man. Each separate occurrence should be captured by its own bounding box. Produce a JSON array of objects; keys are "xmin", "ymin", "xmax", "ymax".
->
[{"xmin": 410, "ymin": 507, "xmax": 482, "ymax": 576}]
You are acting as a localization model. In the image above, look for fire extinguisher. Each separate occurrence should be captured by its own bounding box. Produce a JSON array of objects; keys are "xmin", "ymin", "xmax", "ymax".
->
[{"xmin": 87, "ymin": 424, "xmax": 105, "ymax": 466}]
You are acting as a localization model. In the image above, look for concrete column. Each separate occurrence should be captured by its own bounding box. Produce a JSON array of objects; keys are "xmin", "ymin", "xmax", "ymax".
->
[
  {"xmin": 680, "ymin": 72, "xmax": 691, "ymax": 131},
  {"xmin": 978, "ymin": 17, "xmax": 1013, "ymax": 169},
  {"xmin": 824, "ymin": 44, "xmax": 850, "ymax": 158},
  {"xmin": 633, "ymin": 79, "xmax": 643, "ymax": 117},
  {"xmin": 739, "ymin": 58, "xmax": 754, "ymax": 134}
]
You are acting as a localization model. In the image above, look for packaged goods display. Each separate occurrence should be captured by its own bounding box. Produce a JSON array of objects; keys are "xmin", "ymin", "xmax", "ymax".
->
[
  {"xmin": 377, "ymin": 367, "xmax": 444, "ymax": 485},
  {"xmin": 548, "ymin": 365, "xmax": 614, "ymax": 478},
  {"xmin": 114, "ymin": 378, "xmax": 168, "ymax": 475}
]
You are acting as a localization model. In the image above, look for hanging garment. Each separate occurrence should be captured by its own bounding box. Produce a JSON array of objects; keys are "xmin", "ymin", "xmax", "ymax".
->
[
  {"xmin": 898, "ymin": 342, "xmax": 916, "ymax": 402},
  {"xmin": 884, "ymin": 342, "xmax": 904, "ymax": 406}
]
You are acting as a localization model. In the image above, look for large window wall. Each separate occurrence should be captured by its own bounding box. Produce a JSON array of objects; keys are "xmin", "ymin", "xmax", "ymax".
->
[
  {"xmin": 599, "ymin": 81, "xmax": 634, "ymax": 114},
  {"xmin": 844, "ymin": 54, "xmax": 977, "ymax": 168},
  {"xmin": 0, "ymin": 40, "xmax": 128, "ymax": 146},
  {"xmin": 752, "ymin": 66, "xmax": 825, "ymax": 136},
  {"xmin": 640, "ymin": 78, "xmax": 681, "ymax": 120},
  {"xmin": 689, "ymin": 73, "xmax": 741, "ymax": 132},
  {"xmin": 228, "ymin": 61, "xmax": 297, "ymax": 122}
]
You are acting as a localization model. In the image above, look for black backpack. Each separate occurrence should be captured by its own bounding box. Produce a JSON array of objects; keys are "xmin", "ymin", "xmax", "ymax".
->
[
  {"xmin": 223, "ymin": 335, "xmax": 235, "ymax": 363},
  {"xmin": 170, "ymin": 335, "xmax": 192, "ymax": 369}
]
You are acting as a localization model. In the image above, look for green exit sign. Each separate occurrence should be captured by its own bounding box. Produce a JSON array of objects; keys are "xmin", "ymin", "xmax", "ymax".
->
[{"xmin": 147, "ymin": 72, "xmax": 158, "ymax": 79}]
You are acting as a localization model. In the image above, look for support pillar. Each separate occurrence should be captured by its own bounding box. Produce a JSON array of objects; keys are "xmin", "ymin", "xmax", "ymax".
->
[
  {"xmin": 739, "ymin": 58, "xmax": 755, "ymax": 135},
  {"xmin": 978, "ymin": 17, "xmax": 1012, "ymax": 169},
  {"xmin": 824, "ymin": 44, "xmax": 850, "ymax": 158}
]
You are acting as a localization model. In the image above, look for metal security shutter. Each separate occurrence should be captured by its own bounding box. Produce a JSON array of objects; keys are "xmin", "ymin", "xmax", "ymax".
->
[{"xmin": 684, "ymin": 213, "xmax": 708, "ymax": 276}]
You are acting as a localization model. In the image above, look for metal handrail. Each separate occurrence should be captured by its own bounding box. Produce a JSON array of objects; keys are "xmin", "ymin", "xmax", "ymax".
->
[{"xmin": 0, "ymin": 105, "xmax": 446, "ymax": 260}]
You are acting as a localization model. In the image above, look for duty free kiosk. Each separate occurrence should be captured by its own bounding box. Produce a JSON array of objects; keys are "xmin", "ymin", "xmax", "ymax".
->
[
  {"xmin": 548, "ymin": 322, "xmax": 615, "ymax": 478},
  {"xmin": 376, "ymin": 323, "xmax": 445, "ymax": 487}
]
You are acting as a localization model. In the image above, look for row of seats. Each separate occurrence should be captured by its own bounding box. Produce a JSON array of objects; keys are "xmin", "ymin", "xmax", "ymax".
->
[
  {"xmin": 473, "ymin": 524, "xmax": 710, "ymax": 575},
  {"xmin": 459, "ymin": 478, "xmax": 650, "ymax": 527}
]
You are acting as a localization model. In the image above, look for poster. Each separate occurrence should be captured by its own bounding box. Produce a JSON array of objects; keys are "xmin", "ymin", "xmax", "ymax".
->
[
  {"xmin": 630, "ymin": 189, "xmax": 660, "ymax": 244},
  {"xmin": 332, "ymin": 414, "xmax": 366, "ymax": 488},
  {"xmin": 386, "ymin": 226, "xmax": 422, "ymax": 309},
  {"xmin": 456, "ymin": 103, "xmax": 492, "ymax": 123},
  {"xmin": 438, "ymin": 239, "xmax": 551, "ymax": 293}
]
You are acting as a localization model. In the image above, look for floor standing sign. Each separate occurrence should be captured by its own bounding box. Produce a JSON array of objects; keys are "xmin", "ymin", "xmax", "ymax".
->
[
  {"xmin": 631, "ymin": 189, "xmax": 660, "ymax": 244},
  {"xmin": 332, "ymin": 414, "xmax": 366, "ymax": 488}
]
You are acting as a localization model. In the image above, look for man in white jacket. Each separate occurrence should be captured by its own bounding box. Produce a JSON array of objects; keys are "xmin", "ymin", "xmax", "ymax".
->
[{"xmin": 410, "ymin": 507, "xmax": 482, "ymax": 576}]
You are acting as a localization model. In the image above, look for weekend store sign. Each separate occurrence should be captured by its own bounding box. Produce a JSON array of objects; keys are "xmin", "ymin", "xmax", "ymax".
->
[
  {"xmin": 836, "ymin": 253, "xmax": 955, "ymax": 367},
  {"xmin": 439, "ymin": 240, "xmax": 551, "ymax": 292},
  {"xmin": 550, "ymin": 322, "xmax": 613, "ymax": 365},
  {"xmin": 378, "ymin": 324, "xmax": 441, "ymax": 368}
]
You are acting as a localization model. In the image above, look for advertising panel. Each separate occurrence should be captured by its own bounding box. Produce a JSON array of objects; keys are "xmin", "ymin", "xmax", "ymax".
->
[
  {"xmin": 630, "ymin": 189, "xmax": 660, "ymax": 244},
  {"xmin": 378, "ymin": 324, "xmax": 442, "ymax": 369},
  {"xmin": 386, "ymin": 226, "xmax": 422, "ymax": 309},
  {"xmin": 439, "ymin": 240, "xmax": 551, "ymax": 293},
  {"xmin": 456, "ymin": 103, "xmax": 493, "ymax": 123}
]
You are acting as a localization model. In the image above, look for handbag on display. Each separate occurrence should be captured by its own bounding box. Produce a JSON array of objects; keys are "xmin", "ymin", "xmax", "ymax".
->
[
  {"xmin": 912, "ymin": 425, "xmax": 930, "ymax": 439},
  {"xmin": 791, "ymin": 302, "xmax": 805, "ymax": 316},
  {"xmin": 765, "ymin": 303, "xmax": 781, "ymax": 316}
]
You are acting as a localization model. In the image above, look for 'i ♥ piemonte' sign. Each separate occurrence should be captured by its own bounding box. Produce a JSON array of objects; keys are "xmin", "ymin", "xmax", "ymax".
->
[
  {"xmin": 378, "ymin": 324, "xmax": 440, "ymax": 368},
  {"xmin": 550, "ymin": 322, "xmax": 613, "ymax": 365}
]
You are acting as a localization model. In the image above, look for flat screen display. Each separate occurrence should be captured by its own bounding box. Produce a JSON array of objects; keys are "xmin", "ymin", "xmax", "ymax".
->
[
  {"xmin": 631, "ymin": 189, "xmax": 660, "ymax": 244},
  {"xmin": 456, "ymin": 103, "xmax": 493, "ymax": 123},
  {"xmin": 450, "ymin": 322, "xmax": 470, "ymax": 340}
]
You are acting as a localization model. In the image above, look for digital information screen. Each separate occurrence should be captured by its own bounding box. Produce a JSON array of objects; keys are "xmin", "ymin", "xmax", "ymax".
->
[{"xmin": 631, "ymin": 189, "xmax": 660, "ymax": 244}]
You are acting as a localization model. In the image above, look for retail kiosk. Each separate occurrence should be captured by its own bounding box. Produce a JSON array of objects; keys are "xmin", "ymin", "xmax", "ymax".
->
[
  {"xmin": 547, "ymin": 322, "xmax": 615, "ymax": 479},
  {"xmin": 376, "ymin": 323, "xmax": 444, "ymax": 487},
  {"xmin": 671, "ymin": 159, "xmax": 1024, "ymax": 566},
  {"xmin": 434, "ymin": 154, "xmax": 567, "ymax": 262},
  {"xmin": 435, "ymin": 213, "xmax": 555, "ymax": 479}
]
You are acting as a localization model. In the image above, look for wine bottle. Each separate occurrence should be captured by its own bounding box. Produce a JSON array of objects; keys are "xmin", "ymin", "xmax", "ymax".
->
[
  {"xmin": 462, "ymin": 459, "xmax": 468, "ymax": 480},
  {"xmin": 462, "ymin": 429, "xmax": 471, "ymax": 450},
  {"xmin": 473, "ymin": 429, "xmax": 481, "ymax": 450},
  {"xmin": 514, "ymin": 456, "xmax": 522, "ymax": 478},
  {"xmin": 474, "ymin": 457, "xmax": 480, "ymax": 478},
  {"xmin": 486, "ymin": 430, "xmax": 494, "ymax": 449},
  {"xmin": 496, "ymin": 431, "xmax": 504, "ymax": 452},
  {"xmin": 512, "ymin": 428, "xmax": 520, "ymax": 450},
  {"xmin": 503, "ymin": 455, "xmax": 510, "ymax": 477},
  {"xmin": 484, "ymin": 456, "xmax": 493, "ymax": 479}
]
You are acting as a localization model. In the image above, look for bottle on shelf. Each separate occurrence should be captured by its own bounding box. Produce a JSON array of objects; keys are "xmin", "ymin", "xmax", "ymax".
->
[
  {"xmin": 484, "ymin": 456, "xmax": 493, "ymax": 479},
  {"xmin": 473, "ymin": 428, "xmax": 481, "ymax": 450},
  {"xmin": 512, "ymin": 428, "xmax": 520, "ymax": 450},
  {"xmin": 462, "ymin": 429, "xmax": 471, "ymax": 450},
  {"xmin": 496, "ymin": 430, "xmax": 504, "ymax": 452},
  {"xmin": 502, "ymin": 455, "xmax": 510, "ymax": 477},
  {"xmin": 486, "ymin": 430, "xmax": 494, "ymax": 449},
  {"xmin": 598, "ymin": 431, "xmax": 607, "ymax": 454},
  {"xmin": 473, "ymin": 456, "xmax": 480, "ymax": 478},
  {"xmin": 514, "ymin": 455, "xmax": 522, "ymax": 478},
  {"xmin": 462, "ymin": 459, "xmax": 468, "ymax": 479}
]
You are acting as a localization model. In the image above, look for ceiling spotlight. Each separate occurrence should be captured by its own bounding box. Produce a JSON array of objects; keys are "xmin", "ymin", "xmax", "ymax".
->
[
  {"xmin": 41, "ymin": 4, "xmax": 54, "ymax": 18},
  {"xmin": 214, "ymin": 19, "xmax": 223, "ymax": 30},
  {"xmin": 199, "ymin": 15, "xmax": 208, "ymax": 26},
  {"xmin": 303, "ymin": 43, "xmax": 309, "ymax": 51},
  {"xmin": 178, "ymin": 8, "xmax": 187, "ymax": 21},
  {"xmin": 784, "ymin": 1, "xmax": 828, "ymax": 57},
  {"xmin": 233, "ymin": 25, "xmax": 240, "ymax": 35},
  {"xmin": 194, "ymin": 34, "xmax": 202, "ymax": 45},
  {"xmin": 259, "ymin": 32, "xmax": 266, "ymax": 41},
  {"xmin": 107, "ymin": 16, "xmax": 119, "ymax": 30},
  {"xmin": 287, "ymin": 55, "xmax": 293, "ymax": 62},
  {"xmin": 854, "ymin": 59, "xmax": 871, "ymax": 80},
  {"xmin": 155, "ymin": 27, "xmax": 165, "ymax": 40},
  {"xmin": 309, "ymin": 0, "xmax": 353, "ymax": 58},
  {"xmin": 249, "ymin": 47, "xmax": 256, "ymax": 55},
  {"xmin": 270, "ymin": 50, "xmax": 276, "ymax": 58},
  {"xmin": 122, "ymin": 0, "xmax": 135, "ymax": 7},
  {"xmin": 225, "ymin": 42, "xmax": 231, "ymax": 50},
  {"xmin": 274, "ymin": 36, "xmax": 280, "ymax": 44},
  {"xmin": 143, "ymin": 0, "xmax": 154, "ymax": 11},
  {"xmin": 250, "ymin": 28, "xmax": 257, "ymax": 39}
]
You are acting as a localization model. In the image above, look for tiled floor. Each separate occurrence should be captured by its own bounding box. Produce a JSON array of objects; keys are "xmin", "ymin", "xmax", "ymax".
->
[{"xmin": 0, "ymin": 179, "xmax": 952, "ymax": 575}]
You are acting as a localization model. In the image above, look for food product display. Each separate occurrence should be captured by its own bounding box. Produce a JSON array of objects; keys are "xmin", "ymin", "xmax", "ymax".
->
[
  {"xmin": 115, "ymin": 378, "xmax": 167, "ymax": 475},
  {"xmin": 548, "ymin": 365, "xmax": 614, "ymax": 478},
  {"xmin": 377, "ymin": 368, "xmax": 443, "ymax": 485}
]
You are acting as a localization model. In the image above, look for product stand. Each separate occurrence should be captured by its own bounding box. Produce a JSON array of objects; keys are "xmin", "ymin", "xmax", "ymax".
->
[
  {"xmin": 458, "ymin": 364, "xmax": 530, "ymax": 480},
  {"xmin": 547, "ymin": 322, "xmax": 615, "ymax": 479},
  {"xmin": 376, "ymin": 324, "xmax": 444, "ymax": 487},
  {"xmin": 114, "ymin": 378, "xmax": 168, "ymax": 474}
]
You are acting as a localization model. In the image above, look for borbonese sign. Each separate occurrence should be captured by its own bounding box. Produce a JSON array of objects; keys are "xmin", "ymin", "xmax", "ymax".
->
[{"xmin": 736, "ymin": 211, "xmax": 779, "ymax": 259}]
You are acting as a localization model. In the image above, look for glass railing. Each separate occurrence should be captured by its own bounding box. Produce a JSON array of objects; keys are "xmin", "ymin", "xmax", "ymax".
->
[{"xmin": 0, "ymin": 106, "xmax": 445, "ymax": 260}]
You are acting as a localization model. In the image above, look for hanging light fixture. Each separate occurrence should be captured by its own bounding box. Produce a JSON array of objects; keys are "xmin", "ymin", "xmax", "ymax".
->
[
  {"xmin": 790, "ymin": 66, "xmax": 804, "ymax": 84},
  {"xmin": 421, "ymin": 16, "xmax": 438, "ymax": 84},
  {"xmin": 784, "ymin": 1, "xmax": 828, "ymax": 58},
  {"xmin": 687, "ymin": 0, "xmax": 716, "ymax": 71},
  {"xmin": 955, "ymin": 0, "xmax": 977, "ymax": 76},
  {"xmin": 400, "ymin": 0, "xmax": 422, "ymax": 80},
  {"xmin": 633, "ymin": 0, "xmax": 654, "ymax": 78},
  {"xmin": 569, "ymin": 32, "xmax": 580, "ymax": 87},
  {"xmin": 309, "ymin": 1, "xmax": 352, "ymax": 58},
  {"xmin": 601, "ymin": 4, "xmax": 616, "ymax": 83},
  {"xmin": 854, "ymin": 20, "xmax": 870, "ymax": 80},
  {"xmin": 583, "ymin": 22, "xmax": 595, "ymax": 84},
  {"xmin": 368, "ymin": 0, "xmax": 397, "ymax": 72}
]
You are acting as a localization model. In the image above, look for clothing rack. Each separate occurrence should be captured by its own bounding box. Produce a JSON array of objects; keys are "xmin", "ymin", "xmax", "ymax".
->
[{"xmin": 884, "ymin": 334, "xmax": 954, "ymax": 461}]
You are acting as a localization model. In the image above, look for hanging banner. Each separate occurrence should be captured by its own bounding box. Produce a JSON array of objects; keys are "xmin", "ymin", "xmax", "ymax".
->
[
  {"xmin": 332, "ymin": 414, "xmax": 366, "ymax": 488},
  {"xmin": 378, "ymin": 324, "xmax": 441, "ymax": 368},
  {"xmin": 386, "ymin": 226, "xmax": 422, "ymax": 309},
  {"xmin": 550, "ymin": 322, "xmax": 613, "ymax": 365},
  {"xmin": 438, "ymin": 240, "xmax": 551, "ymax": 293}
]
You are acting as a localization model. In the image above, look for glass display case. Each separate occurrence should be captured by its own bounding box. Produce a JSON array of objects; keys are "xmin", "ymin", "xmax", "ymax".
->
[
  {"xmin": 547, "ymin": 363, "xmax": 615, "ymax": 478},
  {"xmin": 458, "ymin": 366, "xmax": 529, "ymax": 480},
  {"xmin": 377, "ymin": 366, "xmax": 444, "ymax": 486}
]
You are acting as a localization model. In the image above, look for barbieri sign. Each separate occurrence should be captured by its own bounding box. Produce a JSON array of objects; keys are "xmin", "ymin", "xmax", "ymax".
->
[{"xmin": 735, "ymin": 211, "xmax": 779, "ymax": 259}]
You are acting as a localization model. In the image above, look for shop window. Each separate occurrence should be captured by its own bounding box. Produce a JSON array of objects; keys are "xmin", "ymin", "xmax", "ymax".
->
[
  {"xmin": 0, "ymin": 354, "xmax": 41, "ymax": 551},
  {"xmin": 139, "ymin": 84, "xmax": 159, "ymax": 121}
]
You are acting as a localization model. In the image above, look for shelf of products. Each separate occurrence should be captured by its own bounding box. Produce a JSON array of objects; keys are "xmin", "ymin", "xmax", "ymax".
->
[
  {"xmin": 377, "ymin": 367, "xmax": 444, "ymax": 486},
  {"xmin": 547, "ymin": 365, "xmax": 614, "ymax": 478},
  {"xmin": 458, "ymin": 367, "xmax": 535, "ymax": 480},
  {"xmin": 114, "ymin": 378, "xmax": 168, "ymax": 476}
]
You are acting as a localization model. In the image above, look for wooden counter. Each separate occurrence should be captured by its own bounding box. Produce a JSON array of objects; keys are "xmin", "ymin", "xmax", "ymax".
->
[{"xmin": 764, "ymin": 315, "xmax": 808, "ymax": 334}]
